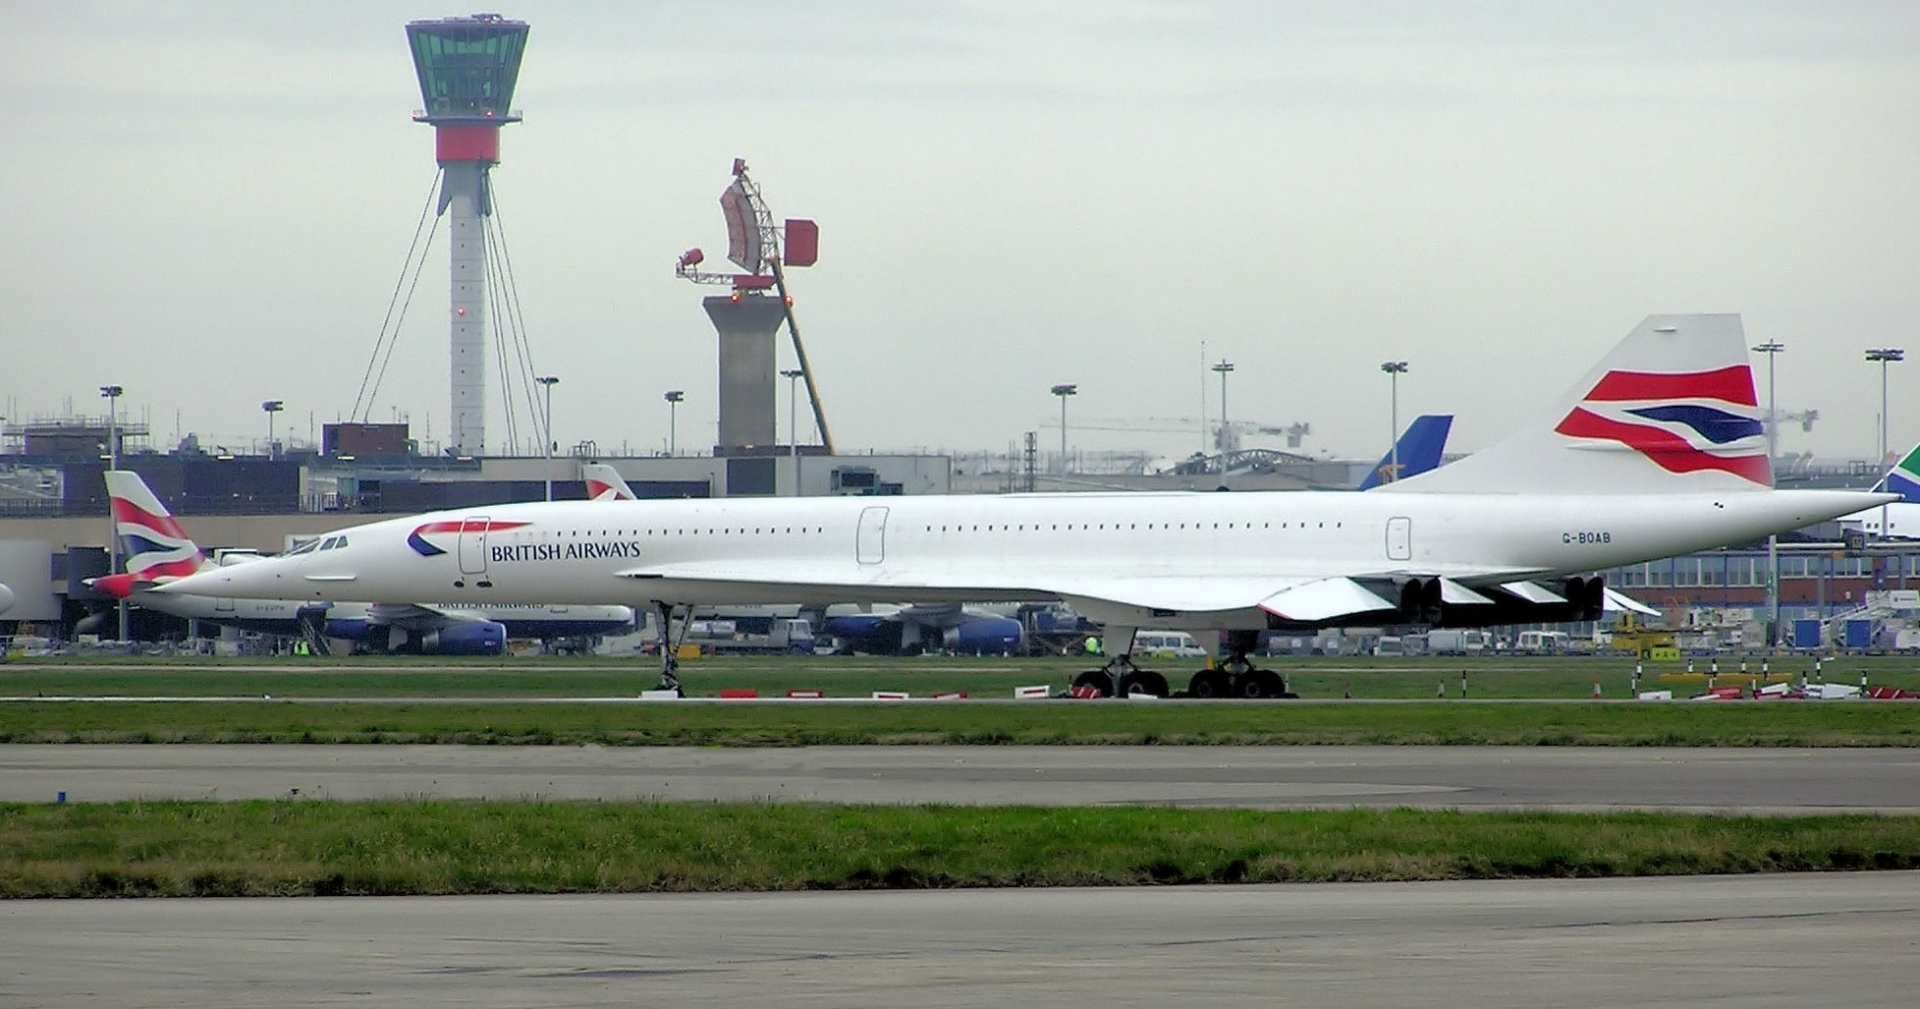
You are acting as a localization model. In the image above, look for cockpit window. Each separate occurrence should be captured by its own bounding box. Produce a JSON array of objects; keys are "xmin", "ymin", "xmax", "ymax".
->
[
  {"xmin": 287, "ymin": 539, "xmax": 322, "ymax": 556},
  {"xmin": 319, "ymin": 537, "xmax": 339, "ymax": 551}
]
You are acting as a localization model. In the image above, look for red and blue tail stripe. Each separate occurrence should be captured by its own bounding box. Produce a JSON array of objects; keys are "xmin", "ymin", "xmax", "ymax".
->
[
  {"xmin": 111, "ymin": 497, "xmax": 206, "ymax": 578},
  {"xmin": 1554, "ymin": 366, "xmax": 1770, "ymax": 485}
]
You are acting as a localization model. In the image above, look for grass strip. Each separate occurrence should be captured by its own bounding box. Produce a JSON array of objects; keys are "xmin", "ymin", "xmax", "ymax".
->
[
  {"xmin": 4, "ymin": 699, "xmax": 1919, "ymax": 747},
  {"xmin": 6, "ymin": 654, "xmax": 1915, "ymax": 701},
  {"xmin": 5, "ymin": 801, "xmax": 1917, "ymax": 898}
]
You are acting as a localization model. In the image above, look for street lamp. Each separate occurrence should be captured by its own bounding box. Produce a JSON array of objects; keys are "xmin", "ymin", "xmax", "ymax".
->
[
  {"xmin": 1211, "ymin": 359, "xmax": 1235, "ymax": 451},
  {"xmin": 781, "ymin": 369, "xmax": 805, "ymax": 496},
  {"xmin": 1867, "ymin": 348, "xmax": 1905, "ymax": 541},
  {"xmin": 664, "ymin": 390, "xmax": 684, "ymax": 456},
  {"xmin": 99, "ymin": 384, "xmax": 126, "ymax": 642},
  {"xmin": 1752, "ymin": 341, "xmax": 1783, "ymax": 643},
  {"xmin": 1379, "ymin": 361, "xmax": 1408, "ymax": 482},
  {"xmin": 261, "ymin": 400, "xmax": 284, "ymax": 460},
  {"xmin": 534, "ymin": 376, "xmax": 559, "ymax": 501},
  {"xmin": 1050, "ymin": 384, "xmax": 1078, "ymax": 476}
]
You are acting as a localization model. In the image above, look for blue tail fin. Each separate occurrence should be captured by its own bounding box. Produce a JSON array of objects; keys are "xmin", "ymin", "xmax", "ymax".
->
[{"xmin": 1358, "ymin": 415, "xmax": 1453, "ymax": 490}]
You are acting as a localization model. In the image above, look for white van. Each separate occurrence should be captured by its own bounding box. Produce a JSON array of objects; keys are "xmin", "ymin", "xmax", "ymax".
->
[
  {"xmin": 1132, "ymin": 631, "xmax": 1208, "ymax": 658},
  {"xmin": 1515, "ymin": 630, "xmax": 1570, "ymax": 654}
]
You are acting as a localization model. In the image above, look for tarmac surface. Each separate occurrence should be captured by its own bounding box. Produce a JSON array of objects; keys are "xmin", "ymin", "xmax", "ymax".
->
[
  {"xmin": 8, "ymin": 743, "xmax": 1920, "ymax": 811},
  {"xmin": 5, "ymin": 874, "xmax": 1918, "ymax": 1007}
]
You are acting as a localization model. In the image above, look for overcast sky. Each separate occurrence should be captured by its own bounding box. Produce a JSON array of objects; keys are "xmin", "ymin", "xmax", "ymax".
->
[{"xmin": 5, "ymin": 1, "xmax": 1918, "ymax": 466}]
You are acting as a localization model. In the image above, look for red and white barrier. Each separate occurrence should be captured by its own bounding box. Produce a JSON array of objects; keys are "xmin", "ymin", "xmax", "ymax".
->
[
  {"xmin": 871, "ymin": 691, "xmax": 909, "ymax": 700},
  {"xmin": 1014, "ymin": 685, "xmax": 1051, "ymax": 700}
]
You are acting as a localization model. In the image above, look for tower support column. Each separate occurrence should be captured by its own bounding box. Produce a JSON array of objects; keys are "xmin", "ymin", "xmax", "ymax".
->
[
  {"xmin": 703, "ymin": 294, "xmax": 786, "ymax": 455},
  {"xmin": 441, "ymin": 158, "xmax": 489, "ymax": 456}
]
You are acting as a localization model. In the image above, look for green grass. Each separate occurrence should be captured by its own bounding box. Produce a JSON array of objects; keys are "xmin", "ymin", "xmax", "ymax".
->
[
  {"xmin": 5, "ymin": 801, "xmax": 1917, "ymax": 897},
  {"xmin": 3, "ymin": 697, "xmax": 1918, "ymax": 746},
  {"xmin": 5, "ymin": 653, "xmax": 1914, "ymax": 700}
]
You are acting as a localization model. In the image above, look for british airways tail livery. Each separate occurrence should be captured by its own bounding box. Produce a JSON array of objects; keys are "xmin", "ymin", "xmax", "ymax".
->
[
  {"xmin": 582, "ymin": 463, "xmax": 638, "ymax": 502},
  {"xmin": 1355, "ymin": 415, "xmax": 1453, "ymax": 490},
  {"xmin": 93, "ymin": 471, "xmax": 634, "ymax": 653},
  {"xmin": 160, "ymin": 315, "xmax": 1891, "ymax": 696}
]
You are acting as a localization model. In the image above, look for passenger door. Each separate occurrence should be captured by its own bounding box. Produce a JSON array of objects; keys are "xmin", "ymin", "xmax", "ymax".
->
[
  {"xmin": 458, "ymin": 517, "xmax": 491, "ymax": 576},
  {"xmin": 857, "ymin": 507, "xmax": 889, "ymax": 565},
  {"xmin": 1385, "ymin": 516, "xmax": 1412, "ymax": 561}
]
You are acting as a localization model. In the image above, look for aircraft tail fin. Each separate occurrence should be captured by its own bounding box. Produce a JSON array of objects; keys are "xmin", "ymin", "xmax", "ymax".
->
[
  {"xmin": 1358, "ymin": 415, "xmax": 1453, "ymax": 490},
  {"xmin": 581, "ymin": 463, "xmax": 637, "ymax": 501},
  {"xmin": 105, "ymin": 470, "xmax": 210, "ymax": 579},
  {"xmin": 1881, "ymin": 444, "xmax": 1920, "ymax": 503},
  {"xmin": 1380, "ymin": 314, "xmax": 1771, "ymax": 495}
]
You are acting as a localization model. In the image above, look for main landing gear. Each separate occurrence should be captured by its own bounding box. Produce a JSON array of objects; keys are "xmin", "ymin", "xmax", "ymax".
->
[
  {"xmin": 1186, "ymin": 630, "xmax": 1297, "ymax": 699},
  {"xmin": 1071, "ymin": 657, "xmax": 1171, "ymax": 698},
  {"xmin": 651, "ymin": 602, "xmax": 694, "ymax": 696}
]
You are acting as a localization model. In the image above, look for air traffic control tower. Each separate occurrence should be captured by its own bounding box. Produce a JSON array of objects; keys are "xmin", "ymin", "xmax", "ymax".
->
[{"xmin": 406, "ymin": 13, "xmax": 528, "ymax": 457}]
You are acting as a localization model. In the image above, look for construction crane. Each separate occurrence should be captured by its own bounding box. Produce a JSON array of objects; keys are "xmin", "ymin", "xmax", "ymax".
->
[
  {"xmin": 1040, "ymin": 416, "xmax": 1312, "ymax": 452},
  {"xmin": 675, "ymin": 159, "xmax": 835, "ymax": 454}
]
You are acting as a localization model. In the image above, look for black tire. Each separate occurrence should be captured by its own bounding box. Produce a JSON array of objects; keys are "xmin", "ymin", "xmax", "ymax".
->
[
  {"xmin": 1121, "ymin": 670, "xmax": 1170, "ymax": 698},
  {"xmin": 1245, "ymin": 668, "xmax": 1288, "ymax": 699},
  {"xmin": 1071, "ymin": 670, "xmax": 1115, "ymax": 697},
  {"xmin": 1187, "ymin": 668, "xmax": 1231, "ymax": 698}
]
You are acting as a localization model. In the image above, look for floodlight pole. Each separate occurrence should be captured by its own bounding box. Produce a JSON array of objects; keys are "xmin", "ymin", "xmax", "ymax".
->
[
  {"xmin": 1868, "ymin": 348, "xmax": 1905, "ymax": 543},
  {"xmin": 262, "ymin": 400, "xmax": 284, "ymax": 460},
  {"xmin": 1380, "ymin": 361, "xmax": 1408, "ymax": 482},
  {"xmin": 781, "ymin": 368, "xmax": 804, "ymax": 496},
  {"xmin": 1753, "ymin": 342, "xmax": 1783, "ymax": 645},
  {"xmin": 1212, "ymin": 359, "xmax": 1235, "ymax": 451},
  {"xmin": 1051, "ymin": 384, "xmax": 1078, "ymax": 477},
  {"xmin": 100, "ymin": 384, "xmax": 126, "ymax": 641},
  {"xmin": 664, "ymin": 390, "xmax": 684, "ymax": 456},
  {"xmin": 535, "ymin": 376, "xmax": 558, "ymax": 501}
]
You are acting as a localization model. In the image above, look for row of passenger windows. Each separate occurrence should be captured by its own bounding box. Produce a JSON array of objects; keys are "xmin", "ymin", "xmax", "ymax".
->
[
  {"xmin": 529, "ymin": 528, "xmax": 827, "ymax": 537},
  {"xmin": 918, "ymin": 521, "xmax": 1343, "ymax": 533},
  {"xmin": 515, "ymin": 521, "xmax": 1346, "ymax": 538}
]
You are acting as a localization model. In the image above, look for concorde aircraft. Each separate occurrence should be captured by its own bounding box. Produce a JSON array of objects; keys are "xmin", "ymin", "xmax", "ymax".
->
[
  {"xmin": 159, "ymin": 315, "xmax": 1893, "ymax": 696},
  {"xmin": 93, "ymin": 470, "xmax": 634, "ymax": 654}
]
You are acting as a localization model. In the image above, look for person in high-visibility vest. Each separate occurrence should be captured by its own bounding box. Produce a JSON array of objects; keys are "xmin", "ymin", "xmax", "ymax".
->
[{"xmin": 1085, "ymin": 636, "xmax": 1101, "ymax": 656}]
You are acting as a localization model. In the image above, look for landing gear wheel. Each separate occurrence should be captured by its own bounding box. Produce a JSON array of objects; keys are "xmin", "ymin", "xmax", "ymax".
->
[
  {"xmin": 1238, "ymin": 668, "xmax": 1287, "ymax": 699},
  {"xmin": 1120, "ymin": 670, "xmax": 1170, "ymax": 698},
  {"xmin": 1071, "ymin": 670, "xmax": 1115, "ymax": 697},
  {"xmin": 1187, "ymin": 668, "xmax": 1232, "ymax": 698}
]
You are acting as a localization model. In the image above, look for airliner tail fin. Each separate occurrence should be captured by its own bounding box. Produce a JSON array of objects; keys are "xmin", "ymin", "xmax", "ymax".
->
[
  {"xmin": 1381, "ymin": 314, "xmax": 1770, "ymax": 495},
  {"xmin": 104, "ymin": 470, "xmax": 209, "ymax": 579}
]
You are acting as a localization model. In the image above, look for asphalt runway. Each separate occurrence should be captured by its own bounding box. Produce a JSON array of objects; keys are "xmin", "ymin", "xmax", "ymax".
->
[
  {"xmin": 5, "ymin": 874, "xmax": 1918, "ymax": 1008},
  {"xmin": 9, "ymin": 743, "xmax": 1920, "ymax": 811}
]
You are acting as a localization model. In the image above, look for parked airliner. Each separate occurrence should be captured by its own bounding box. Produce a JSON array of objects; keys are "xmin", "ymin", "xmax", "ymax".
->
[
  {"xmin": 161, "ymin": 316, "xmax": 1892, "ymax": 696},
  {"xmin": 1836, "ymin": 442, "xmax": 1920, "ymax": 539},
  {"xmin": 93, "ymin": 471, "xmax": 633, "ymax": 654}
]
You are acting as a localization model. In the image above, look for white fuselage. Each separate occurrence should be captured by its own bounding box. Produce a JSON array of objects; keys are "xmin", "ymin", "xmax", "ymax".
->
[{"xmin": 165, "ymin": 488, "xmax": 1884, "ymax": 632}]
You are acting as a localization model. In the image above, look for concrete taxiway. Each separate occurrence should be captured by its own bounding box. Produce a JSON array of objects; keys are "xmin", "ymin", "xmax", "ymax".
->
[
  {"xmin": 7, "ymin": 743, "xmax": 1920, "ymax": 811},
  {"xmin": 4, "ymin": 874, "xmax": 1918, "ymax": 1007}
]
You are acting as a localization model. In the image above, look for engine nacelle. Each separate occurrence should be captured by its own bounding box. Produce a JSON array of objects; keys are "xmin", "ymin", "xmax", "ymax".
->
[
  {"xmin": 419, "ymin": 621, "xmax": 507, "ymax": 656},
  {"xmin": 943, "ymin": 616, "xmax": 1024, "ymax": 656},
  {"xmin": 1398, "ymin": 578, "xmax": 1444, "ymax": 624}
]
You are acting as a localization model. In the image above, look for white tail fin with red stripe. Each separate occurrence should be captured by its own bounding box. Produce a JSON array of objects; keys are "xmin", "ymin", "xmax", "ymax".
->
[
  {"xmin": 581, "ymin": 462, "xmax": 638, "ymax": 501},
  {"xmin": 1382, "ymin": 314, "xmax": 1771, "ymax": 495},
  {"xmin": 105, "ymin": 470, "xmax": 210, "ymax": 580}
]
